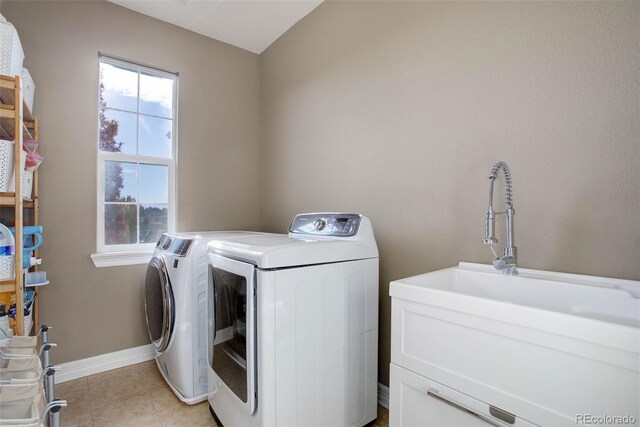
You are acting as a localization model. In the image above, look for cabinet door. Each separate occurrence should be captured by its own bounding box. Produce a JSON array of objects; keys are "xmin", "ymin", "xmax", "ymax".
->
[{"xmin": 390, "ymin": 364, "xmax": 536, "ymax": 427}]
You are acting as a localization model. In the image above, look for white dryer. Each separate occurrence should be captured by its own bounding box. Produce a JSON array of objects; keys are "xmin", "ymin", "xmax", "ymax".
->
[
  {"xmin": 206, "ymin": 213, "xmax": 379, "ymax": 426},
  {"xmin": 144, "ymin": 231, "xmax": 260, "ymax": 404}
]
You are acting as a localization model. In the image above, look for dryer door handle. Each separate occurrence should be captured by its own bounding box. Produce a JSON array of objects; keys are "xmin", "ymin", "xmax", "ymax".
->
[
  {"xmin": 207, "ymin": 264, "xmax": 217, "ymax": 370},
  {"xmin": 212, "ymin": 272, "xmax": 217, "ymax": 345}
]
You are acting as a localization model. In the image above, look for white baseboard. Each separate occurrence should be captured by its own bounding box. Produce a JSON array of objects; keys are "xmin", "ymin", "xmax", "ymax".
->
[
  {"xmin": 55, "ymin": 343, "xmax": 392, "ymax": 411},
  {"xmin": 56, "ymin": 344, "xmax": 155, "ymax": 384},
  {"xmin": 378, "ymin": 382, "xmax": 389, "ymax": 409}
]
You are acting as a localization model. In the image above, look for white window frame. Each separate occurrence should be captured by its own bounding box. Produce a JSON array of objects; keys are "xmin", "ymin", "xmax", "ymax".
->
[{"xmin": 91, "ymin": 55, "xmax": 178, "ymax": 268}]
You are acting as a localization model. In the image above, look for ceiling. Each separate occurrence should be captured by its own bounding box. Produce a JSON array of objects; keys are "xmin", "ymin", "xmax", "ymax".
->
[{"xmin": 108, "ymin": 0, "xmax": 323, "ymax": 54}]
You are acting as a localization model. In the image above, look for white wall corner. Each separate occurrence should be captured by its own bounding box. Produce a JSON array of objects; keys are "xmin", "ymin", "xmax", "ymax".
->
[
  {"xmin": 56, "ymin": 344, "xmax": 155, "ymax": 384},
  {"xmin": 378, "ymin": 382, "xmax": 390, "ymax": 409}
]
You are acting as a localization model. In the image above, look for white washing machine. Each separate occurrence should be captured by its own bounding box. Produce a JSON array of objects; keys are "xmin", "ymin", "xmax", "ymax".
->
[
  {"xmin": 144, "ymin": 231, "xmax": 261, "ymax": 404},
  {"xmin": 206, "ymin": 213, "xmax": 379, "ymax": 426}
]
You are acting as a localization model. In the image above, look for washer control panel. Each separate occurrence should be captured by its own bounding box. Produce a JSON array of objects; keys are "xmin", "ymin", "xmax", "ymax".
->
[
  {"xmin": 289, "ymin": 213, "xmax": 361, "ymax": 237},
  {"xmin": 156, "ymin": 234, "xmax": 193, "ymax": 256}
]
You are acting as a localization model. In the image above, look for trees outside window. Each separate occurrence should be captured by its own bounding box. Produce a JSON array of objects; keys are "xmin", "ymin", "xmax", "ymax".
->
[{"xmin": 97, "ymin": 56, "xmax": 176, "ymax": 252}]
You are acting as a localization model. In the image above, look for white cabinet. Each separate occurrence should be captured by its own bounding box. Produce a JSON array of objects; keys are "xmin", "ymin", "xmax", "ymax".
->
[
  {"xmin": 390, "ymin": 364, "xmax": 538, "ymax": 427},
  {"xmin": 389, "ymin": 273, "xmax": 639, "ymax": 426}
]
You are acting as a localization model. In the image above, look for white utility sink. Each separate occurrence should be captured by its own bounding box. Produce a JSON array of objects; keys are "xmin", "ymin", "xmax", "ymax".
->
[
  {"xmin": 394, "ymin": 262, "xmax": 640, "ymax": 328},
  {"xmin": 390, "ymin": 263, "xmax": 640, "ymax": 426}
]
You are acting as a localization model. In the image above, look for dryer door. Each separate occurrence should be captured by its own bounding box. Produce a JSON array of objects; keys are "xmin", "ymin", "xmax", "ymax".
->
[
  {"xmin": 145, "ymin": 255, "xmax": 174, "ymax": 353},
  {"xmin": 207, "ymin": 253, "xmax": 257, "ymax": 415}
]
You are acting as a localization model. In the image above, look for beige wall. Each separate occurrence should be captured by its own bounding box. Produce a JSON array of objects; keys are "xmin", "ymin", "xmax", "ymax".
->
[
  {"xmin": 3, "ymin": 0, "xmax": 638, "ymax": 386},
  {"xmin": 2, "ymin": 1, "xmax": 260, "ymax": 363},
  {"xmin": 259, "ymin": 1, "xmax": 640, "ymax": 385}
]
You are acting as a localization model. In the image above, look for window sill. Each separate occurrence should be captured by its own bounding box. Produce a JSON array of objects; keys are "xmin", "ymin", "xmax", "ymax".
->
[{"xmin": 91, "ymin": 250, "xmax": 153, "ymax": 268}]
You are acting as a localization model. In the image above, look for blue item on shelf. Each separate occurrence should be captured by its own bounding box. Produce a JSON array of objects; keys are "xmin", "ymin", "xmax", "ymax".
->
[
  {"xmin": 9, "ymin": 225, "xmax": 43, "ymax": 268},
  {"xmin": 7, "ymin": 290, "xmax": 35, "ymax": 320}
]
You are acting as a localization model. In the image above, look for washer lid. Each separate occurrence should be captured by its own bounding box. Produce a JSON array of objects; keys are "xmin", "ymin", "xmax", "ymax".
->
[{"xmin": 207, "ymin": 214, "xmax": 378, "ymax": 269}]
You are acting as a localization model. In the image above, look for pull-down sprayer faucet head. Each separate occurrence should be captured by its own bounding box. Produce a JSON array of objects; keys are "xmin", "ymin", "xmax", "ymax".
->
[{"xmin": 483, "ymin": 206, "xmax": 498, "ymax": 245}]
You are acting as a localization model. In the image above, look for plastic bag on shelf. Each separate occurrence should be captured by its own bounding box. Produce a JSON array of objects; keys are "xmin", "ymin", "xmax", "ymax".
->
[
  {"xmin": 22, "ymin": 141, "xmax": 42, "ymax": 172},
  {"xmin": 23, "ymin": 140, "xmax": 37, "ymax": 155},
  {"xmin": 24, "ymin": 152, "xmax": 42, "ymax": 172}
]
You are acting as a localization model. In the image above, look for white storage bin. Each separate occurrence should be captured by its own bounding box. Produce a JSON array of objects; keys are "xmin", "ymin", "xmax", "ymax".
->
[
  {"xmin": 0, "ymin": 139, "xmax": 14, "ymax": 192},
  {"xmin": 21, "ymin": 68, "xmax": 35, "ymax": 113},
  {"xmin": 6, "ymin": 149, "xmax": 31, "ymax": 199},
  {"xmin": 0, "ymin": 255, "xmax": 14, "ymax": 280},
  {"xmin": 22, "ymin": 170, "xmax": 33, "ymax": 199},
  {"xmin": 8, "ymin": 148, "xmax": 25, "ymax": 193},
  {"xmin": 22, "ymin": 307, "xmax": 33, "ymax": 336},
  {"xmin": 0, "ymin": 141, "xmax": 31, "ymax": 198},
  {"xmin": 0, "ymin": 20, "xmax": 24, "ymax": 78}
]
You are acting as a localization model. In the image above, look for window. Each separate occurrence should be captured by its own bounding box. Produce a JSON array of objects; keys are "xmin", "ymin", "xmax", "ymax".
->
[{"xmin": 92, "ymin": 56, "xmax": 177, "ymax": 266}]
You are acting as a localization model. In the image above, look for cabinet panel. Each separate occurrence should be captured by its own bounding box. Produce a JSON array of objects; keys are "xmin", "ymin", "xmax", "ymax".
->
[
  {"xmin": 390, "ymin": 364, "xmax": 536, "ymax": 427},
  {"xmin": 391, "ymin": 297, "xmax": 638, "ymax": 425}
]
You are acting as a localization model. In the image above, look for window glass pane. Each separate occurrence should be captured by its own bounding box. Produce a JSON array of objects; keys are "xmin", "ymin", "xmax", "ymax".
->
[
  {"xmin": 139, "ymin": 164, "xmax": 168, "ymax": 204},
  {"xmin": 99, "ymin": 63, "xmax": 138, "ymax": 112},
  {"xmin": 100, "ymin": 109, "xmax": 136, "ymax": 154},
  {"xmin": 140, "ymin": 204, "xmax": 168, "ymax": 243},
  {"xmin": 140, "ymin": 73, "xmax": 173, "ymax": 118},
  {"xmin": 139, "ymin": 116, "xmax": 172, "ymax": 158},
  {"xmin": 98, "ymin": 57, "xmax": 177, "ymax": 250},
  {"xmin": 105, "ymin": 161, "xmax": 137, "ymax": 202},
  {"xmin": 105, "ymin": 204, "xmax": 137, "ymax": 245}
]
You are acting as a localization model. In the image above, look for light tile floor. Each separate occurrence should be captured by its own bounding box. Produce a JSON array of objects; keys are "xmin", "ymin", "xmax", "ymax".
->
[{"xmin": 58, "ymin": 361, "xmax": 389, "ymax": 426}]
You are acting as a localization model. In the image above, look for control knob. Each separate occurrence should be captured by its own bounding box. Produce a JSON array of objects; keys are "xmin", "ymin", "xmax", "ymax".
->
[{"xmin": 314, "ymin": 219, "xmax": 326, "ymax": 231}]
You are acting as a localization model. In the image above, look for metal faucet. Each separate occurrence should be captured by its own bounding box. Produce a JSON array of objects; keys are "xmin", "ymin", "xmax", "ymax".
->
[{"xmin": 483, "ymin": 161, "xmax": 517, "ymax": 274}]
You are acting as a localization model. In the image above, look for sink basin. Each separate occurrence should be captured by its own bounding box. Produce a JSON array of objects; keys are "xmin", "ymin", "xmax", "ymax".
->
[
  {"xmin": 390, "ymin": 263, "xmax": 640, "ymax": 425},
  {"xmin": 393, "ymin": 262, "xmax": 640, "ymax": 328}
]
